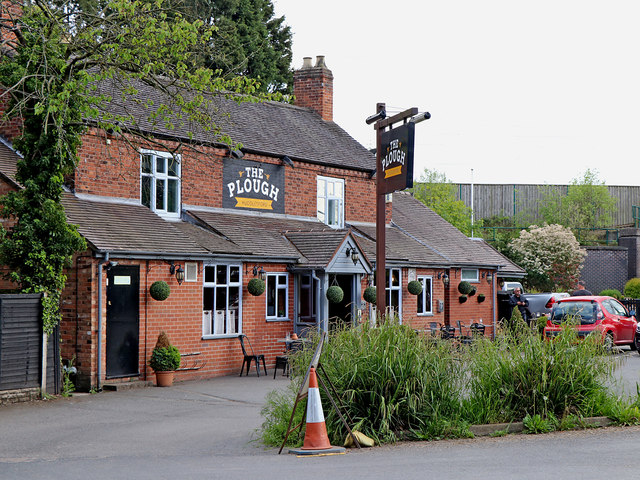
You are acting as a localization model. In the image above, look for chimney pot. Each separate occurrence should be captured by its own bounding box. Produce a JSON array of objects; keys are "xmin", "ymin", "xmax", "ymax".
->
[
  {"xmin": 302, "ymin": 57, "xmax": 313, "ymax": 69},
  {"xmin": 315, "ymin": 55, "xmax": 326, "ymax": 68}
]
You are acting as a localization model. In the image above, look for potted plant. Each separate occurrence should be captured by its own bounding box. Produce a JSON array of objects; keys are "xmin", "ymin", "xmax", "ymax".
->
[
  {"xmin": 149, "ymin": 331, "xmax": 181, "ymax": 387},
  {"xmin": 247, "ymin": 278, "xmax": 266, "ymax": 296},
  {"xmin": 149, "ymin": 280, "xmax": 170, "ymax": 301},
  {"xmin": 363, "ymin": 286, "xmax": 376, "ymax": 304},
  {"xmin": 477, "ymin": 293, "xmax": 486, "ymax": 303},
  {"xmin": 459, "ymin": 295, "xmax": 468, "ymax": 303},
  {"xmin": 326, "ymin": 285, "xmax": 344, "ymax": 303},
  {"xmin": 407, "ymin": 280, "xmax": 422, "ymax": 295}
]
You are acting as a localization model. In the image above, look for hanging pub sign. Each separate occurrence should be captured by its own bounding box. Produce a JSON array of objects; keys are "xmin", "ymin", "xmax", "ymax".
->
[
  {"xmin": 379, "ymin": 122, "xmax": 415, "ymax": 194},
  {"xmin": 223, "ymin": 158, "xmax": 285, "ymax": 213}
]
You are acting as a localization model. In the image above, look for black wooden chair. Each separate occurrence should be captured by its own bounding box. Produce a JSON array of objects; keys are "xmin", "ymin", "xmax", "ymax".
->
[
  {"xmin": 457, "ymin": 320, "xmax": 473, "ymax": 345},
  {"xmin": 273, "ymin": 340, "xmax": 303, "ymax": 379},
  {"xmin": 238, "ymin": 334, "xmax": 267, "ymax": 377},
  {"xmin": 470, "ymin": 322, "xmax": 486, "ymax": 337},
  {"xmin": 440, "ymin": 324, "xmax": 456, "ymax": 340}
]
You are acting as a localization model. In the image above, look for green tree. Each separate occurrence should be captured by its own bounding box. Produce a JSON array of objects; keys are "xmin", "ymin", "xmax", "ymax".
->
[
  {"xmin": 508, "ymin": 224, "xmax": 586, "ymax": 292},
  {"xmin": 69, "ymin": 0, "xmax": 294, "ymax": 95},
  {"xmin": 538, "ymin": 169, "xmax": 616, "ymax": 230},
  {"xmin": 0, "ymin": 0, "xmax": 266, "ymax": 332},
  {"xmin": 412, "ymin": 168, "xmax": 474, "ymax": 236}
]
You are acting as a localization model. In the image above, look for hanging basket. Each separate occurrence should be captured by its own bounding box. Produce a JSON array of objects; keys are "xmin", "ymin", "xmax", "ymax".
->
[
  {"xmin": 469, "ymin": 287, "xmax": 477, "ymax": 296},
  {"xmin": 326, "ymin": 285, "xmax": 344, "ymax": 304},
  {"xmin": 459, "ymin": 295, "xmax": 468, "ymax": 303},
  {"xmin": 247, "ymin": 278, "xmax": 266, "ymax": 296},
  {"xmin": 458, "ymin": 281, "xmax": 473, "ymax": 295},
  {"xmin": 363, "ymin": 286, "xmax": 376, "ymax": 304},
  {"xmin": 477, "ymin": 294, "xmax": 486, "ymax": 303},
  {"xmin": 149, "ymin": 281, "xmax": 170, "ymax": 301},
  {"xmin": 407, "ymin": 280, "xmax": 422, "ymax": 296}
]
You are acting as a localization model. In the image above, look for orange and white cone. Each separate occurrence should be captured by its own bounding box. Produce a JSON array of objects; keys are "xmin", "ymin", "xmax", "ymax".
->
[{"xmin": 289, "ymin": 367, "xmax": 346, "ymax": 456}]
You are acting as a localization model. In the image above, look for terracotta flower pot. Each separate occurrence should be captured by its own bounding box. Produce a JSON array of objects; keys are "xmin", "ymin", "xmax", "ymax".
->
[{"xmin": 155, "ymin": 370, "xmax": 175, "ymax": 387}]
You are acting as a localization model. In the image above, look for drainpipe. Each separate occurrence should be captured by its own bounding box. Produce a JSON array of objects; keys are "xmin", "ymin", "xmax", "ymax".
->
[
  {"xmin": 96, "ymin": 252, "xmax": 109, "ymax": 392},
  {"xmin": 311, "ymin": 269, "xmax": 322, "ymax": 334}
]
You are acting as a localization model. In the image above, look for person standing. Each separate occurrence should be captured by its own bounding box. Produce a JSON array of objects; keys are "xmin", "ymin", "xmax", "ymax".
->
[
  {"xmin": 571, "ymin": 282, "xmax": 592, "ymax": 296},
  {"xmin": 509, "ymin": 287, "xmax": 530, "ymax": 322}
]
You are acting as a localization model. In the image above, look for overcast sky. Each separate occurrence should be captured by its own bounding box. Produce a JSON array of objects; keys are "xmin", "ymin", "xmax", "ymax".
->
[{"xmin": 272, "ymin": 0, "xmax": 640, "ymax": 186}]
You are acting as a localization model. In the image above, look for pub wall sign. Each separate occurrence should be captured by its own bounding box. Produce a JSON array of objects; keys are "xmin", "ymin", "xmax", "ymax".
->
[
  {"xmin": 379, "ymin": 122, "xmax": 415, "ymax": 194},
  {"xmin": 223, "ymin": 158, "xmax": 285, "ymax": 213}
]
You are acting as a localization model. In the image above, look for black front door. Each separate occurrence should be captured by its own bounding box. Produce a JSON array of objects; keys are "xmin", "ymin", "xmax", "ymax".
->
[
  {"xmin": 106, "ymin": 265, "xmax": 140, "ymax": 378},
  {"xmin": 328, "ymin": 274, "xmax": 354, "ymax": 330}
]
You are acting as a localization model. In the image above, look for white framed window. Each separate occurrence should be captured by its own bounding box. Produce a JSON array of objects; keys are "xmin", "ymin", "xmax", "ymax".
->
[
  {"xmin": 203, "ymin": 264, "xmax": 241, "ymax": 336},
  {"xmin": 266, "ymin": 273, "xmax": 288, "ymax": 320},
  {"xmin": 141, "ymin": 150, "xmax": 181, "ymax": 216},
  {"xmin": 417, "ymin": 276, "xmax": 433, "ymax": 315},
  {"xmin": 317, "ymin": 176, "xmax": 344, "ymax": 228},
  {"xmin": 461, "ymin": 268, "xmax": 479, "ymax": 282},
  {"xmin": 371, "ymin": 268, "xmax": 403, "ymax": 320}
]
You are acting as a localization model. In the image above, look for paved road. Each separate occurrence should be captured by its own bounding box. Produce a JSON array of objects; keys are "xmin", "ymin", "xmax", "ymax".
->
[{"xmin": 1, "ymin": 351, "xmax": 639, "ymax": 480}]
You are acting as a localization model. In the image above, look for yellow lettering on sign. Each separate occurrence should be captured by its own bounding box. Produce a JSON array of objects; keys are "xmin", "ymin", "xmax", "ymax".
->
[
  {"xmin": 384, "ymin": 165, "xmax": 403, "ymax": 179},
  {"xmin": 235, "ymin": 197, "xmax": 273, "ymax": 210}
]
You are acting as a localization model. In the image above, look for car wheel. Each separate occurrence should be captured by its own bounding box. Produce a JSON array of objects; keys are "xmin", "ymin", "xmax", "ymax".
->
[
  {"xmin": 635, "ymin": 333, "xmax": 640, "ymax": 354},
  {"xmin": 603, "ymin": 333, "xmax": 614, "ymax": 354}
]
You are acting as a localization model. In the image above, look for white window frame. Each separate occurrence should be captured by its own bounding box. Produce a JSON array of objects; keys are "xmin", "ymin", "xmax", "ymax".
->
[
  {"xmin": 461, "ymin": 268, "xmax": 479, "ymax": 282},
  {"xmin": 266, "ymin": 273, "xmax": 289, "ymax": 321},
  {"xmin": 386, "ymin": 268, "xmax": 402, "ymax": 319},
  {"xmin": 140, "ymin": 149, "xmax": 181, "ymax": 217},
  {"xmin": 317, "ymin": 176, "xmax": 344, "ymax": 228},
  {"xmin": 202, "ymin": 264, "xmax": 242, "ymax": 338},
  {"xmin": 416, "ymin": 275, "xmax": 433, "ymax": 316}
]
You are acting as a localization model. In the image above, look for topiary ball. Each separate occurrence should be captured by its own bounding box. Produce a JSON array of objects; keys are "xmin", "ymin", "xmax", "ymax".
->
[
  {"xmin": 458, "ymin": 281, "xmax": 473, "ymax": 295},
  {"xmin": 247, "ymin": 278, "xmax": 266, "ymax": 296},
  {"xmin": 326, "ymin": 285, "xmax": 344, "ymax": 304},
  {"xmin": 407, "ymin": 280, "xmax": 422, "ymax": 296},
  {"xmin": 363, "ymin": 286, "xmax": 376, "ymax": 304},
  {"xmin": 150, "ymin": 281, "xmax": 170, "ymax": 301}
]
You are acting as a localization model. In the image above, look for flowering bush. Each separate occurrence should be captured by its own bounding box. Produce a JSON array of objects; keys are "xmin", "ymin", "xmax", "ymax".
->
[{"xmin": 508, "ymin": 224, "xmax": 585, "ymax": 292}]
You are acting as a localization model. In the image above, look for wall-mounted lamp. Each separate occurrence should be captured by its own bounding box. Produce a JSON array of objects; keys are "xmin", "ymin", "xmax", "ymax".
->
[
  {"xmin": 438, "ymin": 271, "xmax": 450, "ymax": 287},
  {"xmin": 169, "ymin": 261, "xmax": 185, "ymax": 285},
  {"xmin": 247, "ymin": 265, "xmax": 266, "ymax": 281},
  {"xmin": 345, "ymin": 247, "xmax": 359, "ymax": 265},
  {"xmin": 281, "ymin": 155, "xmax": 294, "ymax": 168},
  {"xmin": 485, "ymin": 273, "xmax": 493, "ymax": 284}
]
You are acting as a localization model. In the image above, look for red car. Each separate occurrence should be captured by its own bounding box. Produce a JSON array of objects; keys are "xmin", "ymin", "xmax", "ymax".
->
[{"xmin": 544, "ymin": 296, "xmax": 638, "ymax": 351}]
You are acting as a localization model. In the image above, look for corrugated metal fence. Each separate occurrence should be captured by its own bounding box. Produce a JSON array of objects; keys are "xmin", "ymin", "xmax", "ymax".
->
[
  {"xmin": 0, "ymin": 294, "xmax": 59, "ymax": 393},
  {"xmin": 454, "ymin": 184, "xmax": 640, "ymax": 227}
]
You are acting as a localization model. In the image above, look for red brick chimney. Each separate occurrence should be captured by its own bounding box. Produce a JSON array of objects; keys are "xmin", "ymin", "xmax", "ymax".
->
[{"xmin": 293, "ymin": 55, "xmax": 333, "ymax": 122}]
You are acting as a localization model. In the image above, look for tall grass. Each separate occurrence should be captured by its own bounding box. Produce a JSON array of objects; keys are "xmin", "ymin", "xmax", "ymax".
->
[
  {"xmin": 259, "ymin": 318, "xmax": 631, "ymax": 447},
  {"xmin": 462, "ymin": 324, "xmax": 616, "ymax": 424}
]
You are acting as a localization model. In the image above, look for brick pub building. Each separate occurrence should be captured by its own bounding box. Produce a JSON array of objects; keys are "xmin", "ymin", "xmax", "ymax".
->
[{"xmin": 0, "ymin": 56, "xmax": 523, "ymax": 390}]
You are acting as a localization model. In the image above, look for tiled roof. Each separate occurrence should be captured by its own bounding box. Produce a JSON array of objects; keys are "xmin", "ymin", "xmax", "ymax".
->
[
  {"xmin": 391, "ymin": 192, "xmax": 525, "ymax": 271},
  {"xmin": 186, "ymin": 209, "xmax": 335, "ymax": 260},
  {"xmin": 94, "ymin": 79, "xmax": 375, "ymax": 172},
  {"xmin": 0, "ymin": 140, "xmax": 19, "ymax": 187},
  {"xmin": 61, "ymin": 194, "xmax": 213, "ymax": 256},
  {"xmin": 469, "ymin": 238, "xmax": 526, "ymax": 276},
  {"xmin": 284, "ymin": 230, "xmax": 349, "ymax": 268}
]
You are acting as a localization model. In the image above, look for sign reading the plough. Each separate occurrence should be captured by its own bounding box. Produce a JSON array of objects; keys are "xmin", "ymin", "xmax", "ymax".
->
[
  {"xmin": 379, "ymin": 122, "xmax": 415, "ymax": 194},
  {"xmin": 223, "ymin": 158, "xmax": 285, "ymax": 213}
]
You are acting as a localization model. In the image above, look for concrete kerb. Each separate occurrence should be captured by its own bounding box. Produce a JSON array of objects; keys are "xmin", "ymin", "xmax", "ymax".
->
[{"xmin": 470, "ymin": 416, "xmax": 613, "ymax": 437}]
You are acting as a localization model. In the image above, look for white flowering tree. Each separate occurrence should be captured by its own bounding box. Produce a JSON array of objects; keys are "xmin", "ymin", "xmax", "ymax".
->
[{"xmin": 508, "ymin": 224, "xmax": 586, "ymax": 292}]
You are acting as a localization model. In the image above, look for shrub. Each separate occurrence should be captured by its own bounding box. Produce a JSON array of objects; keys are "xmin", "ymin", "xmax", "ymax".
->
[
  {"xmin": 363, "ymin": 286, "xmax": 376, "ymax": 304},
  {"xmin": 458, "ymin": 281, "xmax": 472, "ymax": 294},
  {"xmin": 149, "ymin": 331, "xmax": 180, "ymax": 372},
  {"xmin": 149, "ymin": 281, "xmax": 170, "ymax": 301},
  {"xmin": 624, "ymin": 278, "xmax": 640, "ymax": 299},
  {"xmin": 247, "ymin": 278, "xmax": 265, "ymax": 296},
  {"xmin": 407, "ymin": 280, "xmax": 422, "ymax": 295},
  {"xmin": 326, "ymin": 285, "xmax": 344, "ymax": 303},
  {"xmin": 599, "ymin": 289, "xmax": 623, "ymax": 300}
]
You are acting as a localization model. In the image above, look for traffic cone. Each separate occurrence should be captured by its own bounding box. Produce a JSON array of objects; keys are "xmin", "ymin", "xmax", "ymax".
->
[{"xmin": 288, "ymin": 367, "xmax": 346, "ymax": 456}]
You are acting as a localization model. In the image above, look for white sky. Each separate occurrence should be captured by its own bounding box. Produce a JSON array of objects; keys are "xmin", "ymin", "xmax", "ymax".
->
[{"xmin": 272, "ymin": 0, "xmax": 640, "ymax": 186}]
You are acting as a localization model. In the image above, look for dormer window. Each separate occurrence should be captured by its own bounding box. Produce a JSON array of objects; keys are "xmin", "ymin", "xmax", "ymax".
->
[
  {"xmin": 141, "ymin": 150, "xmax": 181, "ymax": 216},
  {"xmin": 317, "ymin": 176, "xmax": 344, "ymax": 228}
]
